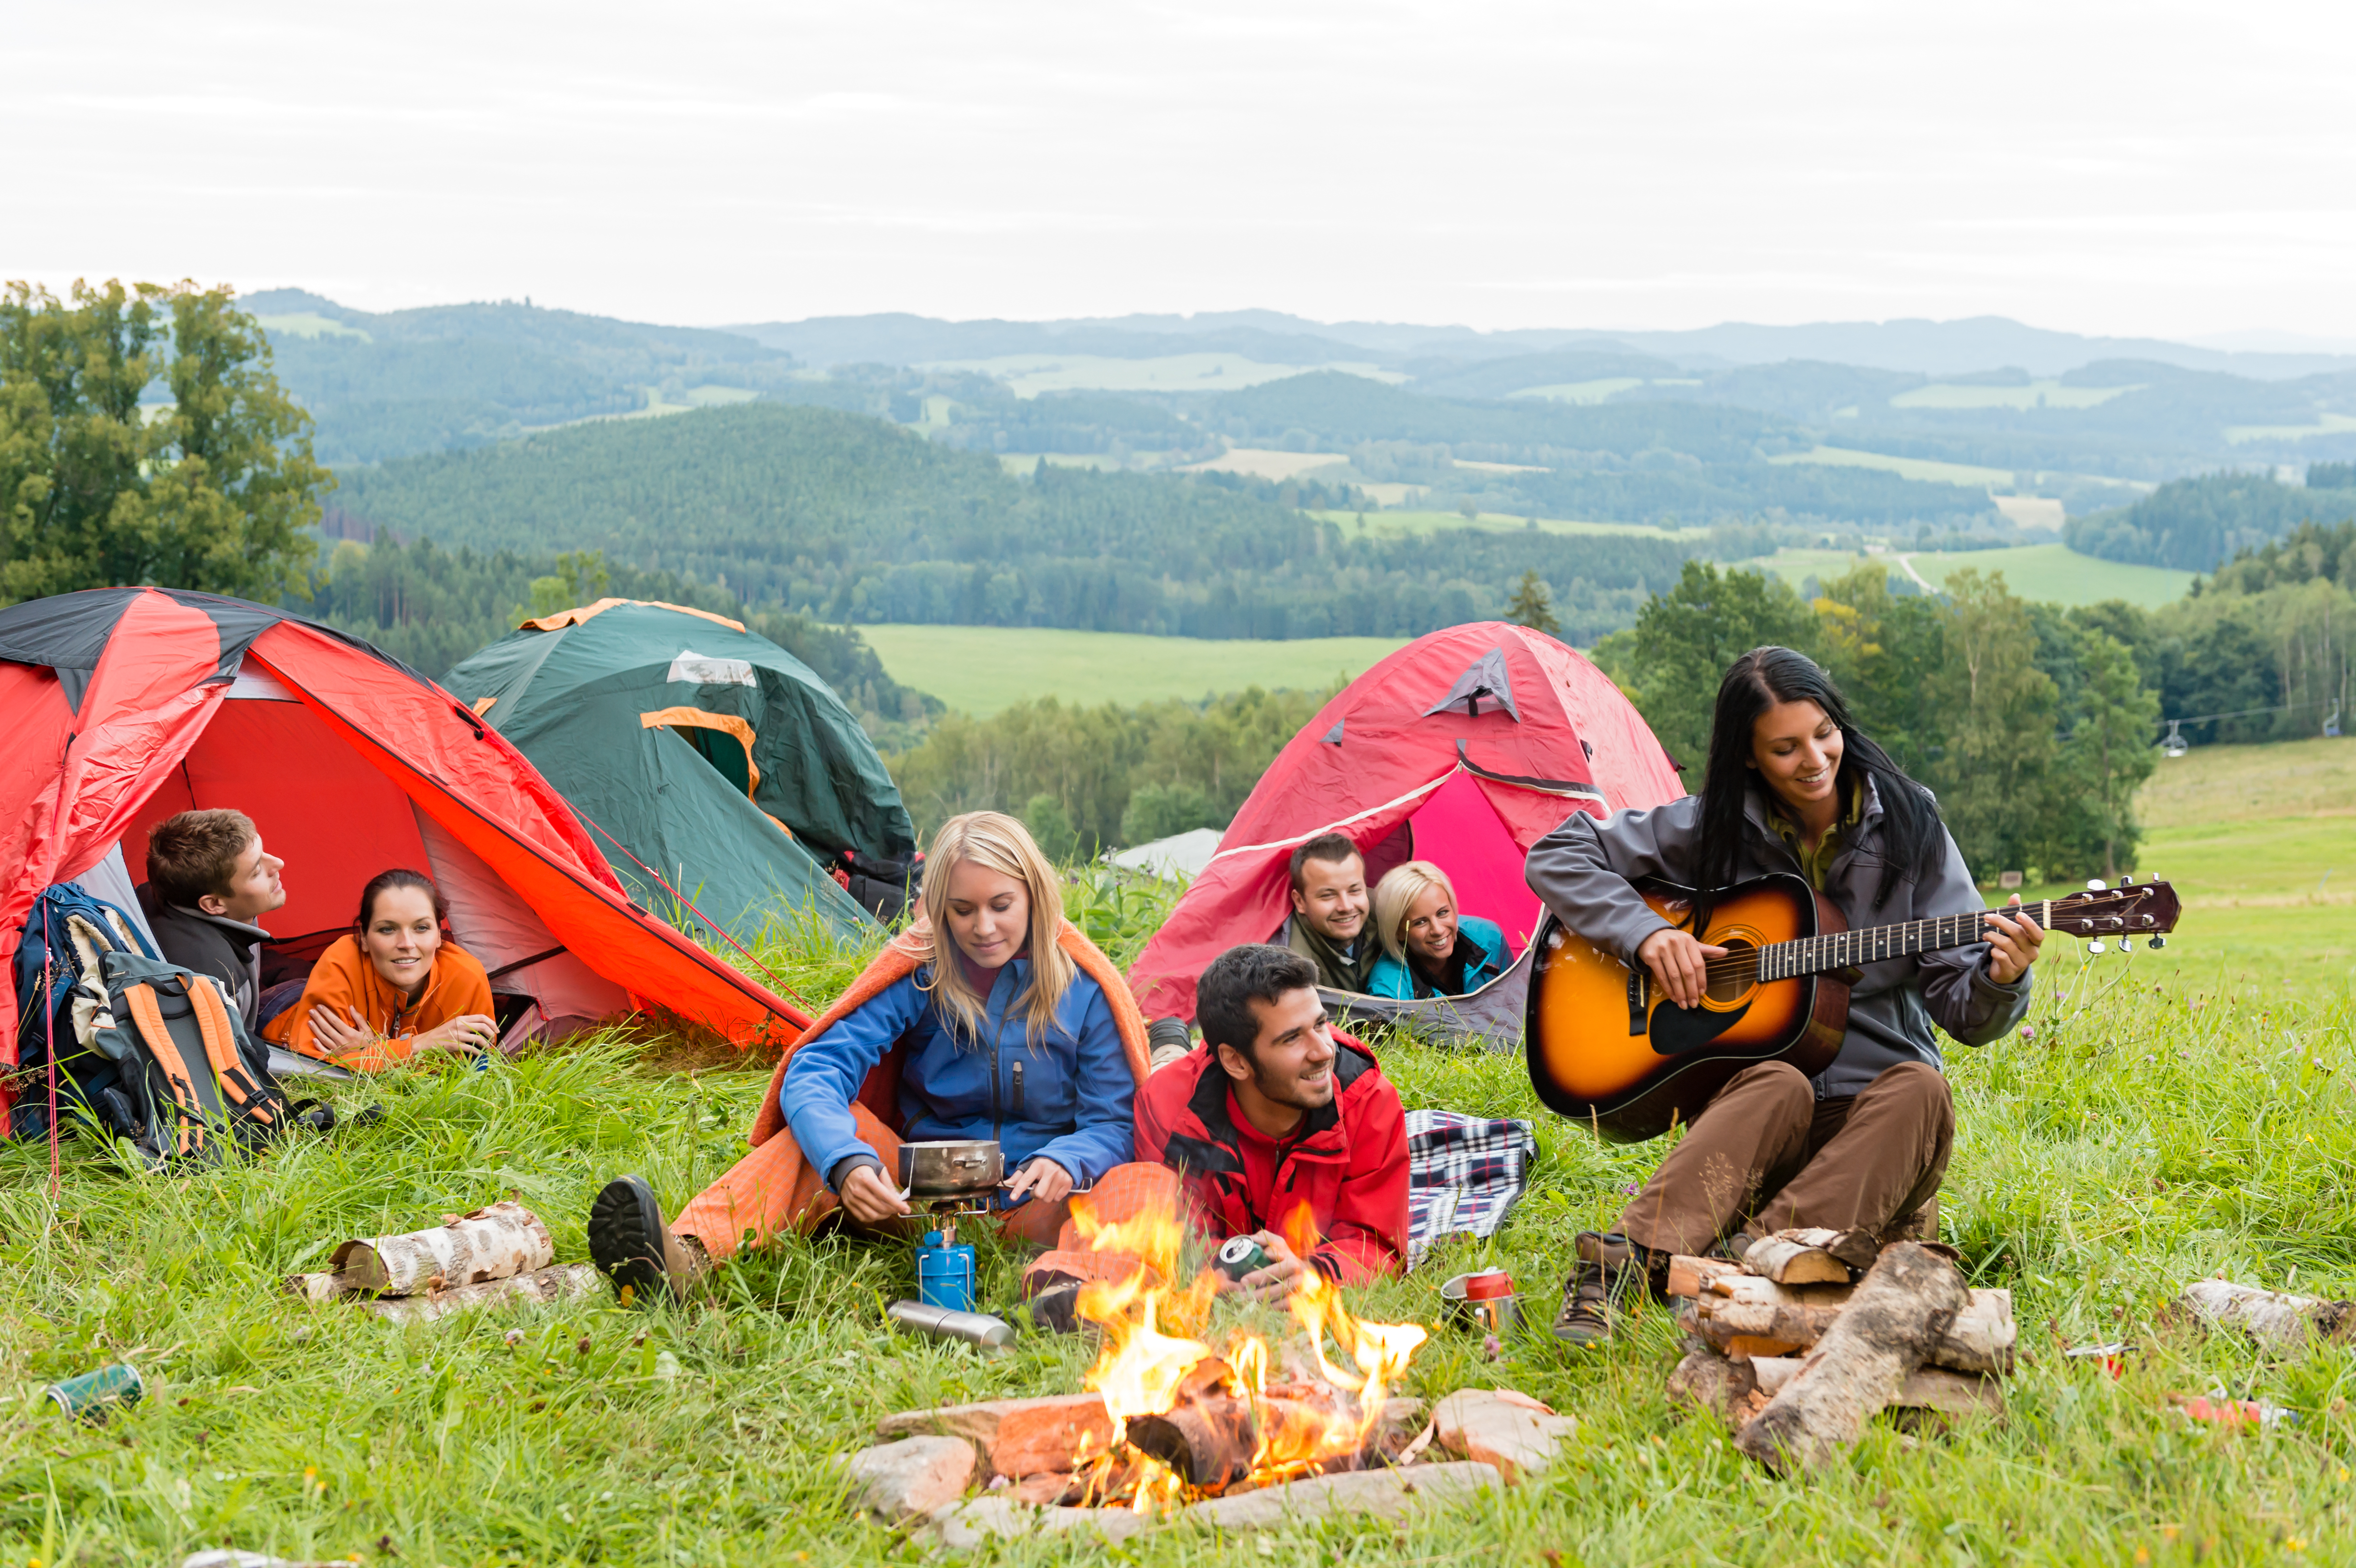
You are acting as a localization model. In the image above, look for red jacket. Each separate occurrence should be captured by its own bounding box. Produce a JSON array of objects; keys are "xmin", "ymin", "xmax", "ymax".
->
[{"xmin": 1134, "ymin": 1032, "xmax": 1409, "ymax": 1284}]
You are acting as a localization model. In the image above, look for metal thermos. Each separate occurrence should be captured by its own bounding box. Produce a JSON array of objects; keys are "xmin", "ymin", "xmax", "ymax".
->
[
  {"xmin": 915, "ymin": 1228, "xmax": 978, "ymax": 1312},
  {"xmin": 886, "ymin": 1299, "xmax": 1016, "ymax": 1350},
  {"xmin": 1441, "ymin": 1269, "xmax": 1522, "ymax": 1335}
]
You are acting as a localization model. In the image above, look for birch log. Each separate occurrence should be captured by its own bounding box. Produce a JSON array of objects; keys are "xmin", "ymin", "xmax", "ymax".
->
[
  {"xmin": 330, "ymin": 1202, "xmax": 553, "ymax": 1295},
  {"xmin": 1748, "ymin": 1355, "xmax": 2000, "ymax": 1415},
  {"xmin": 1690, "ymin": 1287, "xmax": 2015, "ymax": 1374},
  {"xmin": 2174, "ymin": 1280, "xmax": 2355, "ymax": 1354},
  {"xmin": 359, "ymin": 1263, "xmax": 602, "ymax": 1323},
  {"xmin": 1734, "ymin": 1241, "xmax": 1969, "ymax": 1476},
  {"xmin": 1743, "ymin": 1229, "xmax": 1862, "ymax": 1285}
]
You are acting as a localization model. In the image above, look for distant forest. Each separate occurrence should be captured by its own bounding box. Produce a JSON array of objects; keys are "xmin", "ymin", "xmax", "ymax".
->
[
  {"xmin": 2067, "ymin": 469, "xmax": 2356, "ymax": 571},
  {"xmin": 330, "ymin": 404, "xmax": 1692, "ymax": 642}
]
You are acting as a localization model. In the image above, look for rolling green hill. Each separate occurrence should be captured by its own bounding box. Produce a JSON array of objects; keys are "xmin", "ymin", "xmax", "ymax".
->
[{"xmin": 331, "ymin": 403, "xmax": 1691, "ymax": 642}]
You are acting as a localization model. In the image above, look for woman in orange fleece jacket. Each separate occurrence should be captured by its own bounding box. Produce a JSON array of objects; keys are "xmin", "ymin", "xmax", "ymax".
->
[{"xmin": 264, "ymin": 869, "xmax": 497, "ymax": 1071}]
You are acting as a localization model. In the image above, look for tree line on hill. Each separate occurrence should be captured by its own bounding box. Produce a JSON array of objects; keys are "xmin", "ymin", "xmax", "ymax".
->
[
  {"xmin": 329, "ymin": 403, "xmax": 1694, "ymax": 642},
  {"xmin": 2065, "ymin": 467, "xmax": 2356, "ymax": 571}
]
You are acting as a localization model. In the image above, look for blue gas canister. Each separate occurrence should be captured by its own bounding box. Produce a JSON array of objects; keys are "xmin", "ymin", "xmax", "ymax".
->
[{"xmin": 916, "ymin": 1229, "xmax": 977, "ymax": 1313}]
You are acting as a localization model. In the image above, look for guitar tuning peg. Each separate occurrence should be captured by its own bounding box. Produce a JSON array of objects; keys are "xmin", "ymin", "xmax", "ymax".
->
[
  {"xmin": 2148, "ymin": 936, "xmax": 2166, "ymax": 950},
  {"xmin": 2087, "ymin": 939, "xmax": 2106, "ymax": 954},
  {"xmin": 2119, "ymin": 937, "xmax": 2136, "ymax": 951},
  {"xmin": 2086, "ymin": 879, "xmax": 2105, "ymax": 891},
  {"xmin": 2116, "ymin": 875, "xmax": 2134, "ymax": 886}
]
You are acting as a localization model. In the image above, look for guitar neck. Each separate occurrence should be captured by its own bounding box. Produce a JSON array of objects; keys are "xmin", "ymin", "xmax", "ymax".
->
[{"xmin": 1758, "ymin": 902, "xmax": 2048, "ymax": 980}]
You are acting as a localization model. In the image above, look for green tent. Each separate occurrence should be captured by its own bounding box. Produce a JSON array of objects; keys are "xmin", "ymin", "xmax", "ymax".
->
[{"xmin": 443, "ymin": 599, "xmax": 915, "ymax": 942}]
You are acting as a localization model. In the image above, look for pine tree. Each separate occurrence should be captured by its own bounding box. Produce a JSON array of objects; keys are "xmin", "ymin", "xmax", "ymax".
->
[{"xmin": 1506, "ymin": 569, "xmax": 1562, "ymax": 637}]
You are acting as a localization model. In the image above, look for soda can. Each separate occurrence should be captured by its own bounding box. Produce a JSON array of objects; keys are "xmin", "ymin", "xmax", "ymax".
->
[
  {"xmin": 46, "ymin": 1362, "xmax": 142, "ymax": 1424},
  {"xmin": 1214, "ymin": 1236, "xmax": 1271, "ymax": 1281}
]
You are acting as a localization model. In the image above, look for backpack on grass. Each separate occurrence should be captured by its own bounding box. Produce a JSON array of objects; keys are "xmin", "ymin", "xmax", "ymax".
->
[{"xmin": 13, "ymin": 890, "xmax": 329, "ymax": 1162}]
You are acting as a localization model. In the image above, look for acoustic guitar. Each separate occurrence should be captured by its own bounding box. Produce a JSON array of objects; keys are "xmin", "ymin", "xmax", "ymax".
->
[{"xmin": 1523, "ymin": 873, "xmax": 2182, "ymax": 1143}]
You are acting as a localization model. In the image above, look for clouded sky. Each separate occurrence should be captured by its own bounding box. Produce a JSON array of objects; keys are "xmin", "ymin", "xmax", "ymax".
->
[{"xmin": 8, "ymin": 1, "xmax": 2353, "ymax": 340}]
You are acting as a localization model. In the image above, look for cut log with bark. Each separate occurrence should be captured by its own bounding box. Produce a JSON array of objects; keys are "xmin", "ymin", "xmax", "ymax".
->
[
  {"xmin": 357, "ymin": 1263, "xmax": 602, "ymax": 1323},
  {"xmin": 1688, "ymin": 1286, "xmax": 2015, "ymax": 1374},
  {"xmin": 282, "ymin": 1270, "xmax": 354, "ymax": 1304},
  {"xmin": 1748, "ymin": 1356, "xmax": 2000, "ymax": 1415},
  {"xmin": 330, "ymin": 1202, "xmax": 553, "ymax": 1296},
  {"xmin": 1125, "ymin": 1397, "xmax": 1262, "ymax": 1490},
  {"xmin": 1742, "ymin": 1230, "xmax": 1859, "ymax": 1285},
  {"xmin": 1668, "ymin": 1257, "xmax": 1853, "ymax": 1310},
  {"xmin": 1665, "ymin": 1348, "xmax": 1759, "ymax": 1426},
  {"xmin": 2172, "ymin": 1279, "xmax": 2356, "ymax": 1355},
  {"xmin": 1734, "ymin": 1241, "xmax": 1970, "ymax": 1476}
]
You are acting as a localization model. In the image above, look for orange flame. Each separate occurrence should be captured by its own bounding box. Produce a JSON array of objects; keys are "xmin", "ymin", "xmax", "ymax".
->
[{"xmin": 1066, "ymin": 1193, "xmax": 1428, "ymax": 1504}]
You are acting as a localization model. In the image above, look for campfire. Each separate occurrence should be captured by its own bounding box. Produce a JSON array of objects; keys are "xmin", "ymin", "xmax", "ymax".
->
[{"xmin": 1053, "ymin": 1190, "xmax": 1429, "ymax": 1511}]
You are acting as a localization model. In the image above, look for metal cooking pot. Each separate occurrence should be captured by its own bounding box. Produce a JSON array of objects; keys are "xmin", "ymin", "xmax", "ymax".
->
[{"xmin": 897, "ymin": 1139, "xmax": 1003, "ymax": 1200}]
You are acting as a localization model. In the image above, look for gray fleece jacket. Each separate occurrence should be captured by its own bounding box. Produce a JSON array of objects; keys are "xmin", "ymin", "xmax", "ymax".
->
[{"xmin": 1523, "ymin": 781, "xmax": 2032, "ymax": 1100}]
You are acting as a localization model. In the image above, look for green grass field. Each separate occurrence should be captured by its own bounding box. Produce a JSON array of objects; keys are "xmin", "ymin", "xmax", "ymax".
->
[
  {"xmin": 1891, "ymin": 380, "xmax": 2139, "ymax": 412},
  {"xmin": 858, "ymin": 624, "xmax": 1407, "ymax": 715},
  {"xmin": 6, "ymin": 757, "xmax": 2355, "ymax": 1563},
  {"xmin": 1766, "ymin": 445, "xmax": 2018, "ymax": 488},
  {"xmin": 1755, "ymin": 543, "xmax": 2197, "ymax": 609},
  {"xmin": 1307, "ymin": 509, "xmax": 1684, "ymax": 543}
]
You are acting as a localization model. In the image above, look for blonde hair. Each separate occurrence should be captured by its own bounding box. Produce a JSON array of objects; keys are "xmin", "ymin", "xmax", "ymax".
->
[
  {"xmin": 1373, "ymin": 860, "xmax": 1458, "ymax": 965},
  {"xmin": 915, "ymin": 811, "xmax": 1074, "ymax": 1045}
]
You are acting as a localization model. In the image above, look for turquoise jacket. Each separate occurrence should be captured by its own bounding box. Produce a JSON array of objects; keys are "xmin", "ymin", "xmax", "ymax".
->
[{"xmin": 1365, "ymin": 915, "xmax": 1510, "ymax": 999}]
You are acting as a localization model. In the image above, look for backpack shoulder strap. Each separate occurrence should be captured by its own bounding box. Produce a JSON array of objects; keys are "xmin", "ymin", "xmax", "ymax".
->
[
  {"xmin": 186, "ymin": 976, "xmax": 278, "ymax": 1131},
  {"xmin": 120, "ymin": 981, "xmax": 207, "ymax": 1159}
]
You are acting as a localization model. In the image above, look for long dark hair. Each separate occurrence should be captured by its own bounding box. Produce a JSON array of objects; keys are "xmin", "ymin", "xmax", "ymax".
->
[
  {"xmin": 1693, "ymin": 647, "xmax": 1941, "ymax": 928},
  {"xmin": 355, "ymin": 869, "xmax": 450, "ymax": 934}
]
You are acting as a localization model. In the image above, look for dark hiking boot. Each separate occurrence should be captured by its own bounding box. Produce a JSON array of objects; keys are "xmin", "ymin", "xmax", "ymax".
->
[
  {"xmin": 1022, "ymin": 1270, "xmax": 1087, "ymax": 1335},
  {"xmin": 589, "ymin": 1176, "xmax": 703, "ymax": 1306},
  {"xmin": 1550, "ymin": 1231, "xmax": 1661, "ymax": 1347}
]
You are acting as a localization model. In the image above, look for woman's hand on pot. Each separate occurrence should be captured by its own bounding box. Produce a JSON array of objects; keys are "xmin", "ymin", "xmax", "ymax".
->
[
  {"xmin": 1003, "ymin": 1157, "xmax": 1073, "ymax": 1208},
  {"xmin": 840, "ymin": 1162, "xmax": 912, "ymax": 1225}
]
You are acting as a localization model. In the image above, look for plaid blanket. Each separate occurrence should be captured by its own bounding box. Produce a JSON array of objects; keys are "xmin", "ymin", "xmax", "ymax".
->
[{"xmin": 1404, "ymin": 1109, "xmax": 1538, "ymax": 1270}]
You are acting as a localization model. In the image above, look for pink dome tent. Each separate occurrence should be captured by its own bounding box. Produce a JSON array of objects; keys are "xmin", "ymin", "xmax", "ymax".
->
[{"xmin": 1130, "ymin": 622, "xmax": 1684, "ymax": 1047}]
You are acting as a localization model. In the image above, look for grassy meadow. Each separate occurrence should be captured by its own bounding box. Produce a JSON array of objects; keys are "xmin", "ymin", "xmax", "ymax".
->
[
  {"xmin": 854, "ymin": 625, "xmax": 1407, "ymax": 715},
  {"xmin": 2, "ymin": 746, "xmax": 2351, "ymax": 1566},
  {"xmin": 1752, "ymin": 543, "xmax": 2197, "ymax": 610}
]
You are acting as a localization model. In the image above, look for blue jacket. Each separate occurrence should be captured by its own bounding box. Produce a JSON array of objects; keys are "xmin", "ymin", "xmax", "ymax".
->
[
  {"xmin": 1365, "ymin": 915, "xmax": 1510, "ymax": 1000},
  {"xmin": 782, "ymin": 956, "xmax": 1136, "ymax": 1193}
]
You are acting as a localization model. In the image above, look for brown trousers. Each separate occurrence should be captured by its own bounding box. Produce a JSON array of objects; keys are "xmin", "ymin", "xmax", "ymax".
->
[{"xmin": 1615, "ymin": 1060, "xmax": 1953, "ymax": 1257}]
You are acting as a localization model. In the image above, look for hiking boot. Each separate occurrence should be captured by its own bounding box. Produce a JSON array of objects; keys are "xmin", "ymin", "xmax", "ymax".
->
[
  {"xmin": 1550, "ymin": 1231, "xmax": 1659, "ymax": 1347},
  {"xmin": 589, "ymin": 1176, "xmax": 705, "ymax": 1306},
  {"xmin": 1146, "ymin": 1017, "xmax": 1193, "ymax": 1073},
  {"xmin": 1022, "ymin": 1269, "xmax": 1088, "ymax": 1335}
]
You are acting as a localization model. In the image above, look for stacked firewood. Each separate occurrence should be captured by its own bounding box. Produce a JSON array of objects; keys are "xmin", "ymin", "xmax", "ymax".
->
[
  {"xmin": 282, "ymin": 1201, "xmax": 601, "ymax": 1322},
  {"xmin": 1664, "ymin": 1229, "xmax": 2017, "ymax": 1475}
]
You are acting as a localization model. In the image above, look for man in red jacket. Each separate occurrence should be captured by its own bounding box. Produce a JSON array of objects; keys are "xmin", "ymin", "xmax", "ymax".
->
[{"xmin": 1135, "ymin": 944, "xmax": 1409, "ymax": 1295}]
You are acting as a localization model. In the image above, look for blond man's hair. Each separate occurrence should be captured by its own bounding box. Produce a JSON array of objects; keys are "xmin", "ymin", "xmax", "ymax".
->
[
  {"xmin": 1372, "ymin": 859, "xmax": 1459, "ymax": 965},
  {"xmin": 915, "ymin": 811, "xmax": 1074, "ymax": 1045}
]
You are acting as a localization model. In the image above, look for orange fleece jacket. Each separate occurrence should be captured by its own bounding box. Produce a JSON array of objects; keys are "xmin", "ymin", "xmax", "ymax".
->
[{"xmin": 262, "ymin": 934, "xmax": 495, "ymax": 1072}]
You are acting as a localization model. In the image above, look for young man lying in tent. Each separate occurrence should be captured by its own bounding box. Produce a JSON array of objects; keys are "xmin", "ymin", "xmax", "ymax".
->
[
  {"xmin": 137, "ymin": 810, "xmax": 291, "ymax": 1028},
  {"xmin": 263, "ymin": 871, "xmax": 500, "ymax": 1071},
  {"xmin": 1524, "ymin": 646, "xmax": 2042, "ymax": 1345},
  {"xmin": 1134, "ymin": 944, "xmax": 1410, "ymax": 1296},
  {"xmin": 1280, "ymin": 834, "xmax": 1377, "ymax": 994},
  {"xmin": 587, "ymin": 811, "xmax": 1176, "ymax": 1307}
]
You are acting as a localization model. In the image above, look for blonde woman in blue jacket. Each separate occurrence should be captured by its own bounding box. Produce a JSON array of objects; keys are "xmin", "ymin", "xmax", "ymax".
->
[{"xmin": 1365, "ymin": 860, "xmax": 1510, "ymax": 1000}]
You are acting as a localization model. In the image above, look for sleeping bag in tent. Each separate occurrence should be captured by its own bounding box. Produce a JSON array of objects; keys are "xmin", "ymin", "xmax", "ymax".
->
[
  {"xmin": 1129, "ymin": 622, "xmax": 1684, "ymax": 1050},
  {"xmin": 443, "ymin": 600, "xmax": 916, "ymax": 942},
  {"xmin": 0, "ymin": 587, "xmax": 812, "ymax": 1122}
]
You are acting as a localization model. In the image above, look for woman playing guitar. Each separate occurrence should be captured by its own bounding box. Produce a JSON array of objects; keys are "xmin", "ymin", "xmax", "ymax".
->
[{"xmin": 1527, "ymin": 646, "xmax": 2045, "ymax": 1346}]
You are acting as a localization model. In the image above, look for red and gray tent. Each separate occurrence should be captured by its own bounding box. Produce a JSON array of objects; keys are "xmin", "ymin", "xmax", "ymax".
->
[
  {"xmin": 0, "ymin": 588, "xmax": 809, "ymax": 1113},
  {"xmin": 1129, "ymin": 622, "xmax": 1683, "ymax": 1045}
]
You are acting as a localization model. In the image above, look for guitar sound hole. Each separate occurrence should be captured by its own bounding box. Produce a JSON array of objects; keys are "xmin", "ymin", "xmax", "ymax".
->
[{"xmin": 1706, "ymin": 939, "xmax": 1755, "ymax": 1004}]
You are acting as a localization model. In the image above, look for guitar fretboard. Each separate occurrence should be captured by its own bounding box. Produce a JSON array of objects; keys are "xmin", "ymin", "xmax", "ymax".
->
[{"xmin": 1756, "ymin": 901, "xmax": 2051, "ymax": 981}]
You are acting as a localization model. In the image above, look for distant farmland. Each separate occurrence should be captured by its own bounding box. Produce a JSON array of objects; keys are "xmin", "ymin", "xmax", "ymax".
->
[{"xmin": 858, "ymin": 624, "xmax": 1408, "ymax": 715}]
